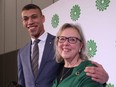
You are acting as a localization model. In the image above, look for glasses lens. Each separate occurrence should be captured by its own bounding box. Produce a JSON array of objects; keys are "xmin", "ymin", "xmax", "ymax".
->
[
  {"xmin": 69, "ymin": 37, "xmax": 77, "ymax": 44},
  {"xmin": 58, "ymin": 36, "xmax": 66, "ymax": 43}
]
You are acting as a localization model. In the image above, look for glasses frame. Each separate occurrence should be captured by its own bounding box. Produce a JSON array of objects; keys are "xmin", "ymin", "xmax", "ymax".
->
[{"xmin": 57, "ymin": 36, "xmax": 82, "ymax": 44}]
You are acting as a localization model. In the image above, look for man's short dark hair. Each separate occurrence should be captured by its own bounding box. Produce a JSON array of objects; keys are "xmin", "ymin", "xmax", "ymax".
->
[{"xmin": 22, "ymin": 4, "xmax": 42, "ymax": 15}]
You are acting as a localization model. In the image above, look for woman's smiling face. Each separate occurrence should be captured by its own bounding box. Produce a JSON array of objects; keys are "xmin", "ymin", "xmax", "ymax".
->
[{"xmin": 57, "ymin": 28, "xmax": 83, "ymax": 60}]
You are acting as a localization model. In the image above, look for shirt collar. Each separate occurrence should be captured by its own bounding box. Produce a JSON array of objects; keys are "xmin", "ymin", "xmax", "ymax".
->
[{"xmin": 31, "ymin": 32, "xmax": 48, "ymax": 44}]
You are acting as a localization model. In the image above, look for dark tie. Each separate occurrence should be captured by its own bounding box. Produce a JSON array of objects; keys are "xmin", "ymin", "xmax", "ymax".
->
[{"xmin": 31, "ymin": 39, "xmax": 40, "ymax": 78}]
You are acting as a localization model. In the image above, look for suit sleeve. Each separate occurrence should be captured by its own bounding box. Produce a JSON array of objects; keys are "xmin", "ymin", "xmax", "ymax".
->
[{"xmin": 17, "ymin": 49, "xmax": 25, "ymax": 87}]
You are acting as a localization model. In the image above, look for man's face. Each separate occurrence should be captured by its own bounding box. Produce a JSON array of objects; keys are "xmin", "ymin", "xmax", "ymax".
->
[{"xmin": 21, "ymin": 9, "xmax": 45, "ymax": 39}]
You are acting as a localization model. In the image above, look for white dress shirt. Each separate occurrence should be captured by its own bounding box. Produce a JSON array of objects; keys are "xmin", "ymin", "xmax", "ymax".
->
[{"xmin": 31, "ymin": 32, "xmax": 48, "ymax": 68}]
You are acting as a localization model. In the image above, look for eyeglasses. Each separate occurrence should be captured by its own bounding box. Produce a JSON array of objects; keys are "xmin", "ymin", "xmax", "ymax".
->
[{"xmin": 57, "ymin": 36, "xmax": 82, "ymax": 44}]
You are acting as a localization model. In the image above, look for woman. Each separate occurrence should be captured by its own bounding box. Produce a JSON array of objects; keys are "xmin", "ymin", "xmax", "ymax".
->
[{"xmin": 52, "ymin": 23, "xmax": 103, "ymax": 87}]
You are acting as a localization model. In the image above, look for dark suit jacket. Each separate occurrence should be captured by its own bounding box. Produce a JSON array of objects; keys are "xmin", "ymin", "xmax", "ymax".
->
[{"xmin": 17, "ymin": 33, "xmax": 61, "ymax": 87}]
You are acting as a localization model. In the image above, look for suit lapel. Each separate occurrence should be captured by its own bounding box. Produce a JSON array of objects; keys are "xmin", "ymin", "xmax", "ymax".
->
[
  {"xmin": 26, "ymin": 41, "xmax": 35, "ymax": 79},
  {"xmin": 37, "ymin": 33, "xmax": 55, "ymax": 77}
]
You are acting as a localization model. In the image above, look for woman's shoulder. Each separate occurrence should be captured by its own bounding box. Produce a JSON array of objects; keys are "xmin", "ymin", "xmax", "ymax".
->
[{"xmin": 81, "ymin": 60, "xmax": 95, "ymax": 67}]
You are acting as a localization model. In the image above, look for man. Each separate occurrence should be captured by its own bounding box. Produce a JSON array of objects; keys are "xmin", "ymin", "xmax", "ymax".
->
[{"xmin": 17, "ymin": 4, "xmax": 108, "ymax": 87}]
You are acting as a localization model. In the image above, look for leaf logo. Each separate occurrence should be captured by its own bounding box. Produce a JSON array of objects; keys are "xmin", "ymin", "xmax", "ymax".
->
[
  {"xmin": 87, "ymin": 40, "xmax": 97, "ymax": 58},
  {"xmin": 51, "ymin": 14, "xmax": 59, "ymax": 28},
  {"xmin": 96, "ymin": 0, "xmax": 110, "ymax": 11},
  {"xmin": 70, "ymin": 5, "xmax": 81, "ymax": 21}
]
